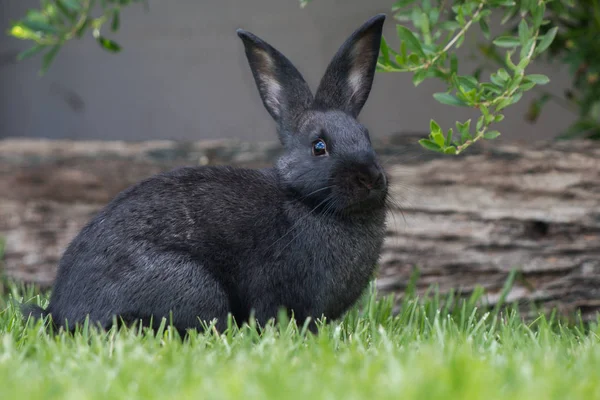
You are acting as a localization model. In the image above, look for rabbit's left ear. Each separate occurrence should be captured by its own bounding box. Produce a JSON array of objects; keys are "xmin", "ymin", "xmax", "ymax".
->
[
  {"xmin": 237, "ymin": 29, "xmax": 314, "ymax": 131},
  {"xmin": 312, "ymin": 14, "xmax": 386, "ymax": 118}
]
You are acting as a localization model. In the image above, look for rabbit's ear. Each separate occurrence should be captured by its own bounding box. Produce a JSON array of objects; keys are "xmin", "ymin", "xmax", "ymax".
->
[
  {"xmin": 237, "ymin": 29, "xmax": 313, "ymax": 131},
  {"xmin": 313, "ymin": 14, "xmax": 385, "ymax": 118}
]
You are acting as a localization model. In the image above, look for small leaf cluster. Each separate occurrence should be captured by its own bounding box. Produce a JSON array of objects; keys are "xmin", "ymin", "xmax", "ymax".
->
[
  {"xmin": 378, "ymin": 0, "xmax": 557, "ymax": 155},
  {"xmin": 7, "ymin": 0, "xmax": 147, "ymax": 75}
]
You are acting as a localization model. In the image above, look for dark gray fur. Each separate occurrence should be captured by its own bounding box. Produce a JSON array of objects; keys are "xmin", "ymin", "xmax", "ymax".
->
[{"xmin": 23, "ymin": 14, "xmax": 389, "ymax": 335}]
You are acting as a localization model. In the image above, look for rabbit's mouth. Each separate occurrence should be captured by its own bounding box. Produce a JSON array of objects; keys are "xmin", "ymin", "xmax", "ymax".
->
[
  {"xmin": 330, "ymin": 167, "xmax": 389, "ymax": 215},
  {"xmin": 341, "ymin": 186, "xmax": 389, "ymax": 215}
]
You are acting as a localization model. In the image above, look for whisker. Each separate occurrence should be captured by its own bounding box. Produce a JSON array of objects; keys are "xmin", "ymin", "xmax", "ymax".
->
[
  {"xmin": 282, "ymin": 176, "xmax": 336, "ymax": 187},
  {"xmin": 277, "ymin": 198, "xmax": 334, "ymax": 255},
  {"xmin": 298, "ymin": 186, "xmax": 334, "ymax": 201},
  {"xmin": 265, "ymin": 194, "xmax": 335, "ymax": 253},
  {"xmin": 387, "ymin": 195, "xmax": 408, "ymax": 228},
  {"xmin": 385, "ymin": 202, "xmax": 402, "ymax": 250}
]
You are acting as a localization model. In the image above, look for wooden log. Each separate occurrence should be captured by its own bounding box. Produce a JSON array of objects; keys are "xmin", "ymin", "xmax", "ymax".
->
[{"xmin": 0, "ymin": 137, "xmax": 599, "ymax": 319}]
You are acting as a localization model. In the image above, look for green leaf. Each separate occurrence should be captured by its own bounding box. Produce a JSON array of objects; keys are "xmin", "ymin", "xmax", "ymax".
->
[
  {"xmin": 525, "ymin": 74, "xmax": 550, "ymax": 85},
  {"xmin": 520, "ymin": 38, "xmax": 535, "ymax": 60},
  {"xmin": 514, "ymin": 57, "xmax": 528, "ymax": 73},
  {"xmin": 21, "ymin": 18, "xmax": 59, "ymax": 34},
  {"xmin": 40, "ymin": 45, "xmax": 61, "ymax": 75},
  {"xmin": 490, "ymin": 0, "xmax": 516, "ymax": 5},
  {"xmin": 418, "ymin": 139, "xmax": 442, "ymax": 152},
  {"xmin": 536, "ymin": 27, "xmax": 558, "ymax": 54},
  {"xmin": 455, "ymin": 6, "xmax": 466, "ymax": 26},
  {"xmin": 97, "ymin": 36, "xmax": 122, "ymax": 53},
  {"xmin": 456, "ymin": 75, "xmax": 478, "ymax": 92},
  {"xmin": 445, "ymin": 128, "xmax": 453, "ymax": 146},
  {"xmin": 505, "ymin": 51, "xmax": 518, "ymax": 71},
  {"xmin": 476, "ymin": 115, "xmax": 485, "ymax": 131},
  {"xmin": 479, "ymin": 19, "xmax": 490, "ymax": 40},
  {"xmin": 457, "ymin": 119, "xmax": 472, "ymax": 143},
  {"xmin": 443, "ymin": 146, "xmax": 457, "ymax": 155},
  {"xmin": 497, "ymin": 68, "xmax": 510, "ymax": 81},
  {"xmin": 430, "ymin": 119, "xmax": 442, "ymax": 135},
  {"xmin": 396, "ymin": 26, "xmax": 425, "ymax": 57},
  {"xmin": 520, "ymin": 0, "xmax": 534, "ymax": 14},
  {"xmin": 380, "ymin": 35, "xmax": 390, "ymax": 63},
  {"xmin": 60, "ymin": 0, "xmax": 83, "ymax": 11},
  {"xmin": 75, "ymin": 18, "xmax": 89, "ymax": 38},
  {"xmin": 412, "ymin": 69, "xmax": 428, "ymax": 86},
  {"xmin": 111, "ymin": 10, "xmax": 120, "ymax": 32},
  {"xmin": 501, "ymin": 4, "xmax": 519, "ymax": 24},
  {"xmin": 481, "ymin": 83, "xmax": 502, "ymax": 94},
  {"xmin": 490, "ymin": 73, "xmax": 506, "ymax": 87},
  {"xmin": 493, "ymin": 36, "xmax": 520, "ymax": 48},
  {"xmin": 518, "ymin": 19, "xmax": 529, "ymax": 45},
  {"xmin": 532, "ymin": 2, "xmax": 545, "ymax": 28},
  {"xmin": 392, "ymin": 0, "xmax": 418, "ymax": 11},
  {"xmin": 462, "ymin": 88, "xmax": 477, "ymax": 102},
  {"xmin": 9, "ymin": 23, "xmax": 41, "ymax": 40},
  {"xmin": 433, "ymin": 92, "xmax": 467, "ymax": 107},
  {"xmin": 17, "ymin": 44, "xmax": 46, "ymax": 61},
  {"xmin": 394, "ymin": 54, "xmax": 405, "ymax": 66},
  {"xmin": 480, "ymin": 104, "xmax": 490, "ymax": 119},
  {"xmin": 450, "ymin": 54, "xmax": 458, "ymax": 74},
  {"xmin": 432, "ymin": 132, "xmax": 445, "ymax": 147},
  {"xmin": 55, "ymin": 0, "xmax": 77, "ymax": 22},
  {"xmin": 507, "ymin": 76, "xmax": 521, "ymax": 93},
  {"xmin": 483, "ymin": 130, "xmax": 501, "ymax": 139},
  {"xmin": 496, "ymin": 97, "xmax": 512, "ymax": 111},
  {"xmin": 407, "ymin": 53, "xmax": 420, "ymax": 65},
  {"xmin": 429, "ymin": 8, "xmax": 440, "ymax": 25},
  {"xmin": 509, "ymin": 92, "xmax": 523, "ymax": 105},
  {"xmin": 399, "ymin": 41, "xmax": 407, "ymax": 63},
  {"xmin": 439, "ymin": 21, "xmax": 460, "ymax": 32}
]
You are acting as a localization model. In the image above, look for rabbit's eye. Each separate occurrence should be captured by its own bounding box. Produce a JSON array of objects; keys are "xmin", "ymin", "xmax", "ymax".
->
[{"xmin": 312, "ymin": 139, "xmax": 328, "ymax": 156}]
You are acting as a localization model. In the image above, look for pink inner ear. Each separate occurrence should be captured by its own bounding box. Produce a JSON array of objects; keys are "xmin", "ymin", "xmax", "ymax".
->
[
  {"xmin": 348, "ymin": 68, "xmax": 364, "ymax": 99},
  {"xmin": 253, "ymin": 48, "xmax": 283, "ymax": 118},
  {"xmin": 345, "ymin": 35, "xmax": 376, "ymax": 104}
]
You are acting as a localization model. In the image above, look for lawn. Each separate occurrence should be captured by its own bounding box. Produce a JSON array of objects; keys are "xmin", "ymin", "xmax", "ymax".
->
[{"xmin": 0, "ymin": 279, "xmax": 599, "ymax": 400}]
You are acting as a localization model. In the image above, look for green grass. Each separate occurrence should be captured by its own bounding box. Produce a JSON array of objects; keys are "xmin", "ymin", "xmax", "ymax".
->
[{"xmin": 0, "ymin": 279, "xmax": 599, "ymax": 400}]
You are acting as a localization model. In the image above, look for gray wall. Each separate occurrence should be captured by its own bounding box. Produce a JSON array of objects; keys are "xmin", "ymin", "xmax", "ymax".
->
[{"xmin": 1, "ymin": 0, "xmax": 575, "ymax": 143}]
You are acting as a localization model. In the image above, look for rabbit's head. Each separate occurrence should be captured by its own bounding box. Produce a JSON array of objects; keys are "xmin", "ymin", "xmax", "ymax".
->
[{"xmin": 238, "ymin": 14, "xmax": 387, "ymax": 214}]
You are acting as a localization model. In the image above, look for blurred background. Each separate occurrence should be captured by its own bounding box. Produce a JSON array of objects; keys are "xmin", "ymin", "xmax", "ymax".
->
[{"xmin": 0, "ymin": 0, "xmax": 574, "ymax": 143}]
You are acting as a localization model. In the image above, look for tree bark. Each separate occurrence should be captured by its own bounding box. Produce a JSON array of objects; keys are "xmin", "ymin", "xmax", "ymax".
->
[{"xmin": 1, "ymin": 137, "xmax": 599, "ymax": 319}]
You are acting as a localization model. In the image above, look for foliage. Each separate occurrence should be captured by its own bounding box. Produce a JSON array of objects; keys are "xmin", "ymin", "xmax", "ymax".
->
[
  {"xmin": 497, "ymin": 0, "xmax": 600, "ymax": 140},
  {"xmin": 373, "ymin": 0, "xmax": 557, "ymax": 154},
  {"xmin": 10, "ymin": 0, "xmax": 594, "ymax": 153},
  {"xmin": 7, "ymin": 0, "xmax": 147, "ymax": 75},
  {"xmin": 0, "ymin": 279, "xmax": 599, "ymax": 399}
]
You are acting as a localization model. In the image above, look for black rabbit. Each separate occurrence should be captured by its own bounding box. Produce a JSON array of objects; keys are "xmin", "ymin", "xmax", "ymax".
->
[{"xmin": 24, "ymin": 14, "xmax": 389, "ymax": 335}]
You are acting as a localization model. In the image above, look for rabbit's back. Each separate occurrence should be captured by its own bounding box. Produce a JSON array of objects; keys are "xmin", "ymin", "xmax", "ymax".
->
[{"xmin": 46, "ymin": 166, "xmax": 286, "ymax": 332}]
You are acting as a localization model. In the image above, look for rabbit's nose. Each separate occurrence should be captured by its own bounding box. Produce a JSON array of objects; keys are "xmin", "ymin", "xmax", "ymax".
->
[
  {"xmin": 373, "ymin": 170, "xmax": 386, "ymax": 188},
  {"xmin": 357, "ymin": 167, "xmax": 385, "ymax": 190},
  {"xmin": 357, "ymin": 174, "xmax": 372, "ymax": 189}
]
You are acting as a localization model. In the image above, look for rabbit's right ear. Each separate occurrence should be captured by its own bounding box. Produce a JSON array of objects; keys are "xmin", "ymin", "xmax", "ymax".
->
[
  {"xmin": 237, "ymin": 29, "xmax": 313, "ymax": 137},
  {"xmin": 312, "ymin": 14, "xmax": 385, "ymax": 118}
]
